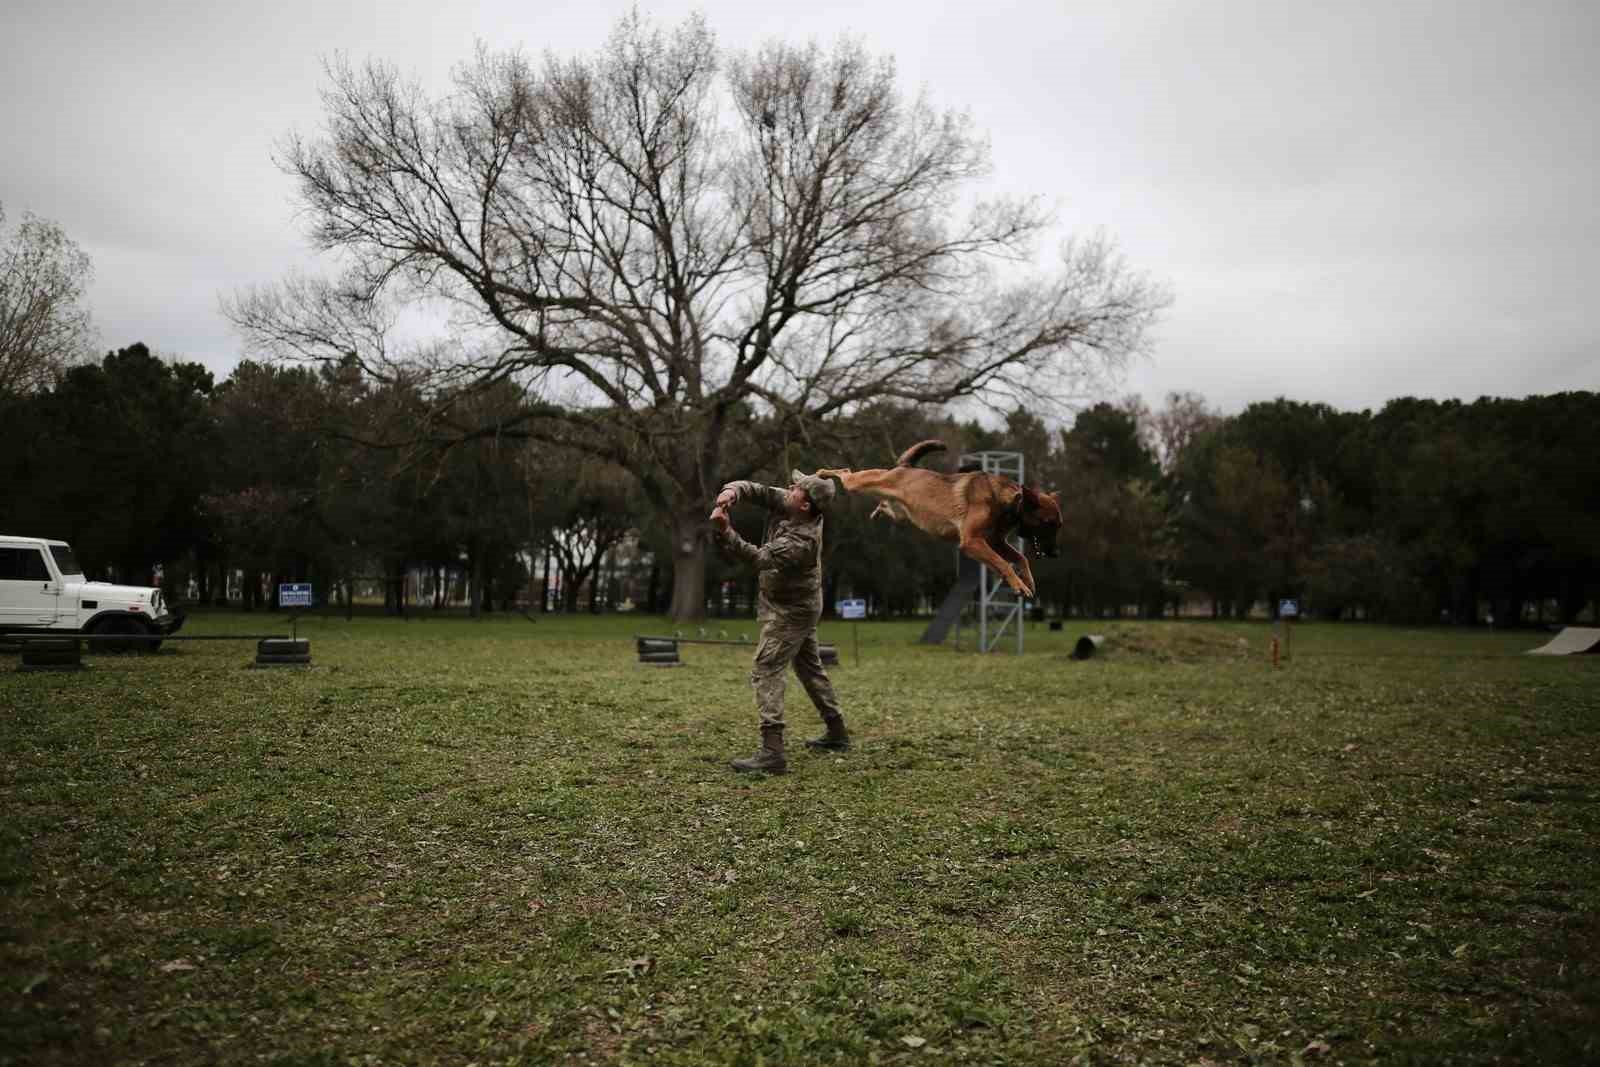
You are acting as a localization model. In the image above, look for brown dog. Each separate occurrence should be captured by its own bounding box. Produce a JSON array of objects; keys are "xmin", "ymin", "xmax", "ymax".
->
[{"xmin": 816, "ymin": 441, "xmax": 1063, "ymax": 599}]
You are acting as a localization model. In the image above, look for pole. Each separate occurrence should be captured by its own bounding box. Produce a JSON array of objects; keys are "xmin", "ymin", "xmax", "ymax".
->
[{"xmin": 854, "ymin": 621, "xmax": 860, "ymax": 666}]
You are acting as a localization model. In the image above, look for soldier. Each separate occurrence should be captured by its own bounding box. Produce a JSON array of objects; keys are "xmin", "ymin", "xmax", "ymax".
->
[{"xmin": 710, "ymin": 471, "xmax": 851, "ymax": 774}]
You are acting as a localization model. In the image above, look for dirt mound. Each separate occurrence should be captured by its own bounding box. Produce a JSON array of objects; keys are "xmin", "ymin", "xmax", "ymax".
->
[{"xmin": 1073, "ymin": 625, "xmax": 1252, "ymax": 664}]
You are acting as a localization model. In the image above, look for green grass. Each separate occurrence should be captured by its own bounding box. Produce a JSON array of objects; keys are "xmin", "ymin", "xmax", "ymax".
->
[{"xmin": 3, "ymin": 612, "xmax": 1598, "ymax": 1065}]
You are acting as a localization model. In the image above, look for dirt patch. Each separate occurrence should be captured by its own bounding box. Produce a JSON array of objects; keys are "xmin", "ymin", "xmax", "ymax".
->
[{"xmin": 1075, "ymin": 625, "xmax": 1253, "ymax": 664}]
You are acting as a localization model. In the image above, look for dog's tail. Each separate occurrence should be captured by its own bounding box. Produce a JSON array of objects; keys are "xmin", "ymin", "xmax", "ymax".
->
[{"xmin": 895, "ymin": 440, "xmax": 947, "ymax": 467}]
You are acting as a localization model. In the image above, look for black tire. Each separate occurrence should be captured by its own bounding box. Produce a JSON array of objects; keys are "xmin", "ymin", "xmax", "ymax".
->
[
  {"xmin": 21, "ymin": 638, "xmax": 82, "ymax": 667},
  {"xmin": 92, "ymin": 616, "xmax": 154, "ymax": 654}
]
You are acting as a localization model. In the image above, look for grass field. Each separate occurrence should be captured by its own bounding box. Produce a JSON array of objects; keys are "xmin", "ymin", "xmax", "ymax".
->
[{"xmin": 3, "ymin": 612, "xmax": 1598, "ymax": 1065}]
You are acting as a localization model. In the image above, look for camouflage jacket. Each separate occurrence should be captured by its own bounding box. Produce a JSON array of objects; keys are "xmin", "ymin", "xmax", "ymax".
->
[{"xmin": 714, "ymin": 481, "xmax": 825, "ymax": 624}]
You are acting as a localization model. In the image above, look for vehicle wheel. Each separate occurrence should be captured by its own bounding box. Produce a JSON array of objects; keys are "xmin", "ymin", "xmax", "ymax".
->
[{"xmin": 92, "ymin": 616, "xmax": 152, "ymax": 654}]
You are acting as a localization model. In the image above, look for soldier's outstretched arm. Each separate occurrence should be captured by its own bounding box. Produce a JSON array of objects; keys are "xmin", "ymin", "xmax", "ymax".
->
[
  {"xmin": 711, "ymin": 513, "xmax": 810, "ymax": 574},
  {"xmin": 710, "ymin": 509, "xmax": 760, "ymax": 567},
  {"xmin": 718, "ymin": 481, "xmax": 786, "ymax": 513}
]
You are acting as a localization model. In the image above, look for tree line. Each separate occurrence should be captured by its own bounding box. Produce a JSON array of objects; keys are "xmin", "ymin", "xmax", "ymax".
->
[{"xmin": 2, "ymin": 341, "xmax": 1593, "ymax": 626}]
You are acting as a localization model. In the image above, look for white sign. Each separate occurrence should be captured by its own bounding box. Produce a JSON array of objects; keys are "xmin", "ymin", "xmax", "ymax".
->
[
  {"xmin": 838, "ymin": 598, "xmax": 866, "ymax": 620},
  {"xmin": 279, "ymin": 583, "xmax": 314, "ymax": 609},
  {"xmin": 1279, "ymin": 599, "xmax": 1299, "ymax": 619}
]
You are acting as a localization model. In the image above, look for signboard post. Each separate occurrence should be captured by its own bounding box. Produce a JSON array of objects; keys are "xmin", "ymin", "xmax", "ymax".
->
[
  {"xmin": 838, "ymin": 598, "xmax": 866, "ymax": 665},
  {"xmin": 1277, "ymin": 598, "xmax": 1299, "ymax": 663},
  {"xmin": 279, "ymin": 583, "xmax": 313, "ymax": 640}
]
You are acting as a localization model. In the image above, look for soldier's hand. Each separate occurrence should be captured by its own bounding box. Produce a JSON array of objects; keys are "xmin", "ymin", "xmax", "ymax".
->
[
  {"xmin": 715, "ymin": 487, "xmax": 737, "ymax": 510},
  {"xmin": 710, "ymin": 507, "xmax": 730, "ymax": 533}
]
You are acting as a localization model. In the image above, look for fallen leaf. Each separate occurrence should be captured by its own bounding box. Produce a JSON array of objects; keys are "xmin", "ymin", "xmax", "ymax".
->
[
  {"xmin": 21, "ymin": 971, "xmax": 48, "ymax": 996},
  {"xmin": 604, "ymin": 956, "xmax": 654, "ymax": 979},
  {"xmin": 1302, "ymin": 1039, "xmax": 1331, "ymax": 1057},
  {"xmin": 159, "ymin": 959, "xmax": 196, "ymax": 973},
  {"xmin": 900, "ymin": 1035, "xmax": 926, "ymax": 1049},
  {"xmin": 1451, "ymin": 942, "xmax": 1469, "ymax": 958}
]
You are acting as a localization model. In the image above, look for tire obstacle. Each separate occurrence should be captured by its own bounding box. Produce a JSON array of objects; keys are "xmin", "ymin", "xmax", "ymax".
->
[
  {"xmin": 253, "ymin": 638, "xmax": 312, "ymax": 666},
  {"xmin": 635, "ymin": 634, "xmax": 839, "ymax": 668},
  {"xmin": 7, "ymin": 632, "xmax": 311, "ymax": 671}
]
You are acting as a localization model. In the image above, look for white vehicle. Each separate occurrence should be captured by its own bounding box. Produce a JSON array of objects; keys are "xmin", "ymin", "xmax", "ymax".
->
[{"xmin": 0, "ymin": 534, "xmax": 185, "ymax": 650}]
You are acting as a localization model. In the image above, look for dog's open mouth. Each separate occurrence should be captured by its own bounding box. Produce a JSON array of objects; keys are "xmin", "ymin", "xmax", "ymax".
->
[{"xmin": 1027, "ymin": 531, "xmax": 1059, "ymax": 559}]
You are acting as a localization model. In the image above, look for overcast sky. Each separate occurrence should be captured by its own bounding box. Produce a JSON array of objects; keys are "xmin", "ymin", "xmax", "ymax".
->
[{"xmin": 4, "ymin": 0, "xmax": 1595, "ymax": 416}]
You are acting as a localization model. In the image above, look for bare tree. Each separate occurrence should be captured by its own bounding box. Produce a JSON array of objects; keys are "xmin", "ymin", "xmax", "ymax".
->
[
  {"xmin": 543, "ymin": 456, "xmax": 640, "ymax": 612},
  {"xmin": 0, "ymin": 204, "xmax": 95, "ymax": 397},
  {"xmin": 226, "ymin": 13, "xmax": 1167, "ymax": 619},
  {"xmin": 1150, "ymin": 390, "xmax": 1221, "ymax": 475}
]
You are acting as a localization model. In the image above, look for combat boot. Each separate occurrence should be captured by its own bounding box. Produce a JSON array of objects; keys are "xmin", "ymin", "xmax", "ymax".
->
[
  {"xmin": 804, "ymin": 715, "xmax": 851, "ymax": 752},
  {"xmin": 730, "ymin": 725, "xmax": 787, "ymax": 774}
]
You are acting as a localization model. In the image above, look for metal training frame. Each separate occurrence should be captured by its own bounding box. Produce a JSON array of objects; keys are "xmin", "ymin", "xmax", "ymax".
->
[{"xmin": 954, "ymin": 450, "xmax": 1025, "ymax": 655}]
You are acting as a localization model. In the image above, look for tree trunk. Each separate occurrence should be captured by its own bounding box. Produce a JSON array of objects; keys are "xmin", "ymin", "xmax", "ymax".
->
[
  {"xmin": 667, "ymin": 509, "xmax": 709, "ymax": 622},
  {"xmin": 469, "ymin": 549, "xmax": 484, "ymax": 619},
  {"xmin": 1558, "ymin": 571, "xmax": 1585, "ymax": 624},
  {"xmin": 541, "ymin": 549, "xmax": 552, "ymax": 613}
]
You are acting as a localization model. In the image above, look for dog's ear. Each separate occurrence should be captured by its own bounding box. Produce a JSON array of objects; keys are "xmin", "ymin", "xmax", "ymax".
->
[{"xmin": 1021, "ymin": 485, "xmax": 1041, "ymax": 510}]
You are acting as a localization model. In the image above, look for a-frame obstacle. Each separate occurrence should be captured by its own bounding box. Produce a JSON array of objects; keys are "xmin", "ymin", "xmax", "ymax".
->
[{"xmin": 918, "ymin": 450, "xmax": 1026, "ymax": 654}]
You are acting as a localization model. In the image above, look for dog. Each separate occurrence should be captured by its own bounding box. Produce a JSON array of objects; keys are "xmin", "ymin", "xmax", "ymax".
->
[{"xmin": 816, "ymin": 441, "xmax": 1063, "ymax": 599}]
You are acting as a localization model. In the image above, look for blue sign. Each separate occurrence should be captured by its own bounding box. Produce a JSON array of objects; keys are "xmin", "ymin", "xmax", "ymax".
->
[
  {"xmin": 838, "ymin": 598, "xmax": 867, "ymax": 620},
  {"xmin": 1279, "ymin": 599, "xmax": 1299, "ymax": 619},
  {"xmin": 279, "ymin": 583, "xmax": 314, "ymax": 609}
]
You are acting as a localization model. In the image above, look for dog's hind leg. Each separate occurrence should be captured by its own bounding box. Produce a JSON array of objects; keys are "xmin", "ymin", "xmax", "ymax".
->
[{"xmin": 814, "ymin": 467, "xmax": 898, "ymax": 495}]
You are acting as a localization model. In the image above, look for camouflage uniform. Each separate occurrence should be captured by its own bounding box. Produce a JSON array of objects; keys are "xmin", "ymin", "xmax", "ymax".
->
[{"xmin": 714, "ymin": 479, "xmax": 845, "ymax": 735}]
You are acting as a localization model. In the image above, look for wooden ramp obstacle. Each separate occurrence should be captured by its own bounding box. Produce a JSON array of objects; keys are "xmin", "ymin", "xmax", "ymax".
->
[{"xmin": 1525, "ymin": 627, "xmax": 1600, "ymax": 655}]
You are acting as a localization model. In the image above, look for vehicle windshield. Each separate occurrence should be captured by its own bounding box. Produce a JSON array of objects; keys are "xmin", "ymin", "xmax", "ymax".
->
[{"xmin": 49, "ymin": 543, "xmax": 85, "ymax": 578}]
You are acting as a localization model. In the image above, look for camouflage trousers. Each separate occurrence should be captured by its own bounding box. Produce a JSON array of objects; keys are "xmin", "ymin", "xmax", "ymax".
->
[{"xmin": 750, "ymin": 618, "xmax": 843, "ymax": 731}]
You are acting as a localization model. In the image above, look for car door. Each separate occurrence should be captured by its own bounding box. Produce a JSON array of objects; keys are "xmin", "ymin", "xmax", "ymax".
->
[{"xmin": 0, "ymin": 546, "xmax": 61, "ymax": 627}]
